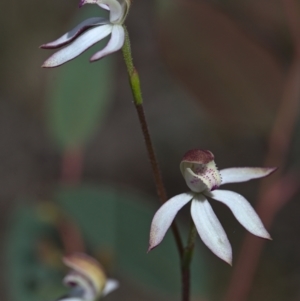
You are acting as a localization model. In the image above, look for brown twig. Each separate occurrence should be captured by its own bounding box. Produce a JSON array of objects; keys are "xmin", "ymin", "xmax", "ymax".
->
[
  {"xmin": 61, "ymin": 148, "xmax": 83, "ymax": 185},
  {"xmin": 135, "ymin": 104, "xmax": 184, "ymax": 256},
  {"xmin": 225, "ymin": 0, "xmax": 300, "ymax": 300},
  {"xmin": 181, "ymin": 221, "xmax": 197, "ymax": 301},
  {"xmin": 58, "ymin": 216, "xmax": 86, "ymax": 254}
]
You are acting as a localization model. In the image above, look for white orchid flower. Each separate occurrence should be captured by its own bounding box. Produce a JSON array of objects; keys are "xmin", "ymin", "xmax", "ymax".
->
[
  {"xmin": 149, "ymin": 149, "xmax": 276, "ymax": 265},
  {"xmin": 41, "ymin": 0, "xmax": 129, "ymax": 68},
  {"xmin": 58, "ymin": 253, "xmax": 119, "ymax": 301}
]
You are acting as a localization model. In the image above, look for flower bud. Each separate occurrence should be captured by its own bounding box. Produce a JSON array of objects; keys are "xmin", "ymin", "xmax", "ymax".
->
[{"xmin": 63, "ymin": 253, "xmax": 107, "ymax": 300}]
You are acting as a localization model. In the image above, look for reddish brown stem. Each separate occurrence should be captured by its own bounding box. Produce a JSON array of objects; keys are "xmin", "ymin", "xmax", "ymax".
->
[
  {"xmin": 225, "ymin": 0, "xmax": 300, "ymax": 300},
  {"xmin": 135, "ymin": 104, "xmax": 184, "ymax": 257},
  {"xmin": 61, "ymin": 148, "xmax": 83, "ymax": 185},
  {"xmin": 59, "ymin": 216, "xmax": 86, "ymax": 254},
  {"xmin": 181, "ymin": 267, "xmax": 190, "ymax": 301},
  {"xmin": 123, "ymin": 28, "xmax": 185, "ymax": 299}
]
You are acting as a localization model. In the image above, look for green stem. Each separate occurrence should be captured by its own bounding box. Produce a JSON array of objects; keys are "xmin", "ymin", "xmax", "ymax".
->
[
  {"xmin": 121, "ymin": 26, "xmax": 184, "ymax": 258},
  {"xmin": 182, "ymin": 221, "xmax": 197, "ymax": 268},
  {"xmin": 181, "ymin": 220, "xmax": 197, "ymax": 301}
]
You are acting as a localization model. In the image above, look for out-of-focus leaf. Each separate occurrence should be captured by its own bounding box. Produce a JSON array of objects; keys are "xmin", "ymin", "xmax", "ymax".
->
[
  {"xmin": 157, "ymin": 0, "xmax": 284, "ymax": 136},
  {"xmin": 56, "ymin": 185, "xmax": 209, "ymax": 296},
  {"xmin": 56, "ymin": 186, "xmax": 117, "ymax": 249},
  {"xmin": 46, "ymin": 7, "xmax": 114, "ymax": 150},
  {"xmin": 6, "ymin": 205, "xmax": 67, "ymax": 301},
  {"xmin": 6, "ymin": 185, "xmax": 210, "ymax": 301}
]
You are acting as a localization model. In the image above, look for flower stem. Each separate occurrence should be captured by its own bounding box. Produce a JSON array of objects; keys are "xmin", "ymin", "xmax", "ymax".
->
[
  {"xmin": 61, "ymin": 147, "xmax": 83, "ymax": 185},
  {"xmin": 181, "ymin": 220, "xmax": 197, "ymax": 301},
  {"xmin": 121, "ymin": 26, "xmax": 184, "ymax": 256}
]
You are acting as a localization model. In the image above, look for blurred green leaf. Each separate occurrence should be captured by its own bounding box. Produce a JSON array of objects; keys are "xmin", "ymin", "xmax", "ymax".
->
[
  {"xmin": 6, "ymin": 205, "xmax": 66, "ymax": 301},
  {"xmin": 46, "ymin": 6, "xmax": 115, "ymax": 150},
  {"xmin": 56, "ymin": 185, "xmax": 209, "ymax": 296},
  {"xmin": 6, "ymin": 185, "xmax": 210, "ymax": 301}
]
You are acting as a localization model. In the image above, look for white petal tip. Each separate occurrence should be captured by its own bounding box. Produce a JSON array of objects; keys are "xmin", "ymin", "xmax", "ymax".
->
[
  {"xmin": 264, "ymin": 167, "xmax": 277, "ymax": 176},
  {"xmin": 42, "ymin": 57, "xmax": 65, "ymax": 68},
  {"xmin": 218, "ymin": 253, "xmax": 232, "ymax": 266},
  {"xmin": 261, "ymin": 232, "xmax": 272, "ymax": 240},
  {"xmin": 40, "ymin": 44, "xmax": 53, "ymax": 49},
  {"xmin": 147, "ymin": 240, "xmax": 159, "ymax": 253},
  {"xmin": 102, "ymin": 279, "xmax": 119, "ymax": 296},
  {"xmin": 89, "ymin": 56, "xmax": 100, "ymax": 62},
  {"xmin": 89, "ymin": 50, "xmax": 115, "ymax": 62},
  {"xmin": 216, "ymin": 253, "xmax": 232, "ymax": 265},
  {"xmin": 251, "ymin": 227, "xmax": 271, "ymax": 240},
  {"xmin": 41, "ymin": 61, "xmax": 56, "ymax": 68}
]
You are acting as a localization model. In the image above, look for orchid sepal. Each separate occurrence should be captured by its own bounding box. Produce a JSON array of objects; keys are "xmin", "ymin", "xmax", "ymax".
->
[{"xmin": 148, "ymin": 192, "xmax": 193, "ymax": 252}]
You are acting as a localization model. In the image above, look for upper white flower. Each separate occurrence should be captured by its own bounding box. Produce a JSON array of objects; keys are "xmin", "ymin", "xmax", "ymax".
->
[
  {"xmin": 149, "ymin": 149, "xmax": 276, "ymax": 264},
  {"xmin": 58, "ymin": 253, "xmax": 119, "ymax": 301},
  {"xmin": 41, "ymin": 0, "xmax": 129, "ymax": 68}
]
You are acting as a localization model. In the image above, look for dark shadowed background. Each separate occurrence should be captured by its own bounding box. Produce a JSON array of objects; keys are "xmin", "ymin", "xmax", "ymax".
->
[{"xmin": 1, "ymin": 0, "xmax": 300, "ymax": 300}]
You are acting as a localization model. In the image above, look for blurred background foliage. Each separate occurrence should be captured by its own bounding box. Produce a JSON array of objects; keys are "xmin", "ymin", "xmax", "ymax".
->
[{"xmin": 0, "ymin": 0, "xmax": 300, "ymax": 300}]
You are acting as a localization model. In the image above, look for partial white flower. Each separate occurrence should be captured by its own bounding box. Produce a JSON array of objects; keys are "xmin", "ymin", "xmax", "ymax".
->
[
  {"xmin": 149, "ymin": 149, "xmax": 276, "ymax": 265},
  {"xmin": 58, "ymin": 253, "xmax": 119, "ymax": 301},
  {"xmin": 41, "ymin": 0, "xmax": 129, "ymax": 68}
]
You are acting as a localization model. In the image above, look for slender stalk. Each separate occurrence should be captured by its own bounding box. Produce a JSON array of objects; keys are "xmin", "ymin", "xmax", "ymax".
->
[
  {"xmin": 61, "ymin": 147, "xmax": 83, "ymax": 185},
  {"xmin": 121, "ymin": 25, "xmax": 187, "ymax": 295},
  {"xmin": 181, "ymin": 221, "xmax": 197, "ymax": 301},
  {"xmin": 135, "ymin": 104, "xmax": 183, "ymax": 256},
  {"xmin": 134, "ymin": 105, "xmax": 168, "ymax": 203},
  {"xmin": 59, "ymin": 215, "xmax": 86, "ymax": 254}
]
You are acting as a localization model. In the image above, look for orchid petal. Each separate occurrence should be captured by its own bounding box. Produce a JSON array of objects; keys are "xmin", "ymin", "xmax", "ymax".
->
[
  {"xmin": 208, "ymin": 190, "xmax": 271, "ymax": 239},
  {"xmin": 102, "ymin": 279, "xmax": 119, "ymax": 296},
  {"xmin": 40, "ymin": 18, "xmax": 107, "ymax": 49},
  {"xmin": 220, "ymin": 167, "xmax": 276, "ymax": 185},
  {"xmin": 99, "ymin": 3, "xmax": 110, "ymax": 10},
  {"xmin": 191, "ymin": 195, "xmax": 232, "ymax": 264},
  {"xmin": 80, "ymin": 0, "xmax": 123, "ymax": 23},
  {"xmin": 79, "ymin": 0, "xmax": 109, "ymax": 9},
  {"xmin": 90, "ymin": 25, "xmax": 124, "ymax": 61},
  {"xmin": 42, "ymin": 25, "xmax": 112, "ymax": 68},
  {"xmin": 149, "ymin": 193, "xmax": 193, "ymax": 251}
]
